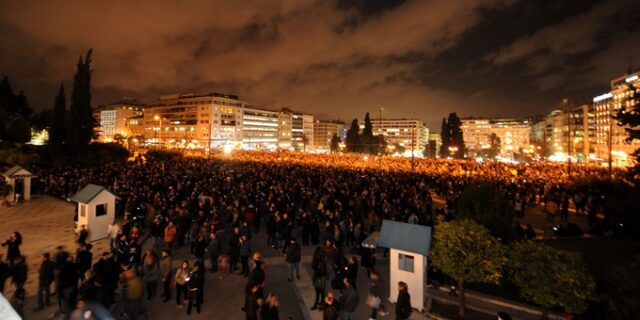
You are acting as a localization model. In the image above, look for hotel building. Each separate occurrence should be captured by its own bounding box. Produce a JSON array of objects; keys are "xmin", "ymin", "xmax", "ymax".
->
[
  {"xmin": 592, "ymin": 71, "xmax": 640, "ymax": 167},
  {"xmin": 362, "ymin": 119, "xmax": 428, "ymax": 153},
  {"xmin": 313, "ymin": 120, "xmax": 347, "ymax": 151},
  {"xmin": 95, "ymin": 102, "xmax": 144, "ymax": 141}
]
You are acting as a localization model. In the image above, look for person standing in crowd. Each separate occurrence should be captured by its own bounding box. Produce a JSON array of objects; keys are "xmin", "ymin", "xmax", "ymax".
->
[
  {"xmin": 34, "ymin": 252, "xmax": 55, "ymax": 311},
  {"xmin": 396, "ymin": 281, "xmax": 412, "ymax": 320},
  {"xmin": 10, "ymin": 255, "xmax": 27, "ymax": 293},
  {"xmin": 0, "ymin": 254, "xmax": 9, "ymax": 294},
  {"xmin": 339, "ymin": 277, "xmax": 359, "ymax": 320},
  {"xmin": 174, "ymin": 260, "xmax": 190, "ymax": 307},
  {"xmin": 194, "ymin": 233, "xmax": 208, "ymax": 262},
  {"xmin": 77, "ymin": 225, "xmax": 89, "ymax": 246},
  {"xmin": 218, "ymin": 253, "xmax": 230, "ymax": 280},
  {"xmin": 151, "ymin": 217, "xmax": 165, "ymax": 255},
  {"xmin": 92, "ymin": 251, "xmax": 118, "ymax": 308},
  {"xmin": 346, "ymin": 255, "xmax": 359, "ymax": 289},
  {"xmin": 261, "ymin": 293, "xmax": 279, "ymax": 320},
  {"xmin": 207, "ymin": 232, "xmax": 220, "ymax": 273},
  {"xmin": 244, "ymin": 285, "xmax": 261, "ymax": 320},
  {"xmin": 57, "ymin": 256, "xmax": 78, "ymax": 317},
  {"xmin": 160, "ymin": 249, "xmax": 173, "ymax": 302},
  {"xmin": 142, "ymin": 249, "xmax": 160, "ymax": 300},
  {"xmin": 107, "ymin": 222, "xmax": 120, "ymax": 252},
  {"xmin": 310, "ymin": 247, "xmax": 327, "ymax": 310},
  {"xmin": 239, "ymin": 235, "xmax": 252, "ymax": 277},
  {"xmin": 229, "ymin": 227, "xmax": 242, "ymax": 273},
  {"xmin": 76, "ymin": 243, "xmax": 93, "ymax": 281},
  {"xmin": 164, "ymin": 221, "xmax": 177, "ymax": 251},
  {"xmin": 322, "ymin": 291, "xmax": 339, "ymax": 320},
  {"xmin": 286, "ymin": 238, "xmax": 301, "ymax": 281},
  {"xmin": 2, "ymin": 231, "xmax": 22, "ymax": 265},
  {"xmin": 368, "ymin": 271, "xmax": 387, "ymax": 319},
  {"xmin": 186, "ymin": 260, "xmax": 204, "ymax": 315},
  {"xmin": 123, "ymin": 266, "xmax": 143, "ymax": 320}
]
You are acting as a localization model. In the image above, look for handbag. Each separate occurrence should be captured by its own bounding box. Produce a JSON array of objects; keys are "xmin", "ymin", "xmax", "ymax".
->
[{"xmin": 366, "ymin": 294, "xmax": 381, "ymax": 309}]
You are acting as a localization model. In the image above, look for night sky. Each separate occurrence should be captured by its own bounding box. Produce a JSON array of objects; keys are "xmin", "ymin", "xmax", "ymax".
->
[{"xmin": 1, "ymin": 0, "xmax": 639, "ymax": 130}]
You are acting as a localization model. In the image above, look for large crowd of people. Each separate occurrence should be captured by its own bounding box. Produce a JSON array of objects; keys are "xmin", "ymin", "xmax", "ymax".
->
[{"xmin": 0, "ymin": 150, "xmax": 624, "ymax": 319}]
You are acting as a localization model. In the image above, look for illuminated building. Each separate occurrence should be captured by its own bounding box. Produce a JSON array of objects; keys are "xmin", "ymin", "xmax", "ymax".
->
[
  {"xmin": 95, "ymin": 102, "xmax": 144, "ymax": 141},
  {"xmin": 361, "ymin": 119, "xmax": 428, "ymax": 154},
  {"xmin": 460, "ymin": 118, "xmax": 491, "ymax": 156},
  {"xmin": 277, "ymin": 108, "xmax": 314, "ymax": 151},
  {"xmin": 461, "ymin": 118, "xmax": 530, "ymax": 157},
  {"xmin": 145, "ymin": 93, "xmax": 248, "ymax": 149},
  {"xmin": 592, "ymin": 71, "xmax": 640, "ymax": 167},
  {"xmin": 242, "ymin": 107, "xmax": 279, "ymax": 150},
  {"xmin": 313, "ymin": 120, "xmax": 347, "ymax": 151}
]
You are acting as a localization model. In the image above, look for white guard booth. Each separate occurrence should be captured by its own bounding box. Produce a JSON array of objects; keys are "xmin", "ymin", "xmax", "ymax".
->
[
  {"xmin": 378, "ymin": 220, "xmax": 432, "ymax": 312},
  {"xmin": 2, "ymin": 166, "xmax": 33, "ymax": 202},
  {"xmin": 71, "ymin": 184, "xmax": 117, "ymax": 241}
]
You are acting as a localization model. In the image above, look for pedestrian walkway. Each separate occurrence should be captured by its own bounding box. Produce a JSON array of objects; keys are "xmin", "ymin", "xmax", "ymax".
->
[{"xmin": 0, "ymin": 195, "xmax": 109, "ymax": 320}]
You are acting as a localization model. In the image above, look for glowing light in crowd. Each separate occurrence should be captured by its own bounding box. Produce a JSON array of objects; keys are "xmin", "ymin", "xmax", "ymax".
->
[
  {"xmin": 626, "ymin": 75, "xmax": 639, "ymax": 83},
  {"xmin": 223, "ymin": 144, "xmax": 234, "ymax": 155}
]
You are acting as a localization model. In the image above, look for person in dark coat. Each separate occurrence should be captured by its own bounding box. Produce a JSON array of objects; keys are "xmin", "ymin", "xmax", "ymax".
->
[
  {"xmin": 10, "ymin": 255, "xmax": 27, "ymax": 292},
  {"xmin": 339, "ymin": 277, "xmax": 359, "ymax": 320},
  {"xmin": 2, "ymin": 231, "xmax": 22, "ymax": 265},
  {"xmin": 244, "ymin": 286, "xmax": 261, "ymax": 320},
  {"xmin": 322, "ymin": 291, "xmax": 339, "ymax": 320},
  {"xmin": 58, "ymin": 257, "xmax": 79, "ymax": 316},
  {"xmin": 207, "ymin": 232, "xmax": 220, "ymax": 272},
  {"xmin": 194, "ymin": 234, "xmax": 207, "ymax": 262},
  {"xmin": 76, "ymin": 244, "xmax": 93, "ymax": 280},
  {"xmin": 395, "ymin": 281, "xmax": 412, "ymax": 320},
  {"xmin": 310, "ymin": 247, "xmax": 327, "ymax": 310},
  {"xmin": 285, "ymin": 238, "xmax": 301, "ymax": 281},
  {"xmin": 186, "ymin": 261, "xmax": 204, "ymax": 315},
  {"xmin": 35, "ymin": 252, "xmax": 55, "ymax": 310},
  {"xmin": 239, "ymin": 236, "xmax": 251, "ymax": 276},
  {"xmin": 245, "ymin": 260, "xmax": 266, "ymax": 299},
  {"xmin": 346, "ymin": 255, "xmax": 359, "ymax": 289}
]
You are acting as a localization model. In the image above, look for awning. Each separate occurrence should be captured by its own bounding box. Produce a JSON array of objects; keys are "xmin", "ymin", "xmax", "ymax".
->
[{"xmin": 362, "ymin": 231, "xmax": 380, "ymax": 249}]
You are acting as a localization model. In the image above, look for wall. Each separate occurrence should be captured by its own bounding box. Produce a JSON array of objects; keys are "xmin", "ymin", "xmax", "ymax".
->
[{"xmin": 388, "ymin": 248, "xmax": 426, "ymax": 311}]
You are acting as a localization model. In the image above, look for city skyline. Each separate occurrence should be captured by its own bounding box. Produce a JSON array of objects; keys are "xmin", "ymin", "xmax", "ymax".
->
[{"xmin": 1, "ymin": 0, "xmax": 639, "ymax": 130}]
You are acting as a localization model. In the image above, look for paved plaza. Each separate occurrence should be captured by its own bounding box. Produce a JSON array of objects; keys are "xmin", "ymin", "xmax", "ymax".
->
[{"xmin": 0, "ymin": 194, "xmax": 593, "ymax": 320}]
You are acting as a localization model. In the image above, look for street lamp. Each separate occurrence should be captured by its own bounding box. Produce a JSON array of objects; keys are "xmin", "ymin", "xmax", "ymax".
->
[
  {"xmin": 154, "ymin": 115, "xmax": 163, "ymax": 147},
  {"xmin": 448, "ymin": 146, "xmax": 459, "ymax": 157}
]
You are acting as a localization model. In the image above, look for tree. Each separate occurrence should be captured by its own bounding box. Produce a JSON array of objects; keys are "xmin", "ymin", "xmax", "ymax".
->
[
  {"xmin": 301, "ymin": 133, "xmax": 309, "ymax": 152},
  {"xmin": 393, "ymin": 143, "xmax": 406, "ymax": 155},
  {"xmin": 508, "ymin": 241, "xmax": 596, "ymax": 317},
  {"xmin": 15, "ymin": 91, "xmax": 33, "ymax": 119},
  {"xmin": 49, "ymin": 83, "xmax": 67, "ymax": 153},
  {"xmin": 68, "ymin": 49, "xmax": 96, "ymax": 154},
  {"xmin": 456, "ymin": 182, "xmax": 518, "ymax": 242},
  {"xmin": 431, "ymin": 219, "xmax": 506, "ymax": 317},
  {"xmin": 346, "ymin": 119, "xmax": 360, "ymax": 153},
  {"xmin": 330, "ymin": 133, "xmax": 341, "ymax": 153},
  {"xmin": 360, "ymin": 112, "xmax": 379, "ymax": 154},
  {"xmin": 485, "ymin": 133, "xmax": 501, "ymax": 158},
  {"xmin": 448, "ymin": 112, "xmax": 464, "ymax": 159},
  {"xmin": 614, "ymin": 82, "xmax": 640, "ymax": 185},
  {"xmin": 424, "ymin": 140, "xmax": 437, "ymax": 158},
  {"xmin": 5, "ymin": 117, "xmax": 32, "ymax": 143},
  {"xmin": 439, "ymin": 118, "xmax": 449, "ymax": 157}
]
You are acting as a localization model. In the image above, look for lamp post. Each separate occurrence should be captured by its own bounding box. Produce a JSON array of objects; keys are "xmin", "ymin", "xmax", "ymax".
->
[
  {"xmin": 153, "ymin": 115, "xmax": 162, "ymax": 147},
  {"xmin": 379, "ymin": 107, "xmax": 384, "ymax": 169}
]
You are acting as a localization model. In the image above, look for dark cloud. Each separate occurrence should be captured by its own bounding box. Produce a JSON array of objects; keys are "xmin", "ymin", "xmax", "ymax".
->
[{"xmin": 0, "ymin": 0, "xmax": 638, "ymax": 131}]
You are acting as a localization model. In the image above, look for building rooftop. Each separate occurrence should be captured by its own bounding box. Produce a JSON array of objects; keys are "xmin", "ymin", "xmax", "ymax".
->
[
  {"xmin": 378, "ymin": 220, "xmax": 432, "ymax": 256},
  {"xmin": 70, "ymin": 184, "xmax": 116, "ymax": 203}
]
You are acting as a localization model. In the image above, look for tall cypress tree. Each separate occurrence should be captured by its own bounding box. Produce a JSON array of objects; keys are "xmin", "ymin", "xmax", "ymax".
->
[
  {"xmin": 615, "ymin": 82, "xmax": 640, "ymax": 184},
  {"xmin": 448, "ymin": 112, "xmax": 464, "ymax": 159},
  {"xmin": 346, "ymin": 119, "xmax": 361, "ymax": 153},
  {"xmin": 15, "ymin": 91, "xmax": 33, "ymax": 119},
  {"xmin": 50, "ymin": 83, "xmax": 67, "ymax": 153},
  {"xmin": 362, "ymin": 112, "xmax": 375, "ymax": 154},
  {"xmin": 68, "ymin": 49, "xmax": 95, "ymax": 154},
  {"xmin": 439, "ymin": 117, "xmax": 449, "ymax": 158}
]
